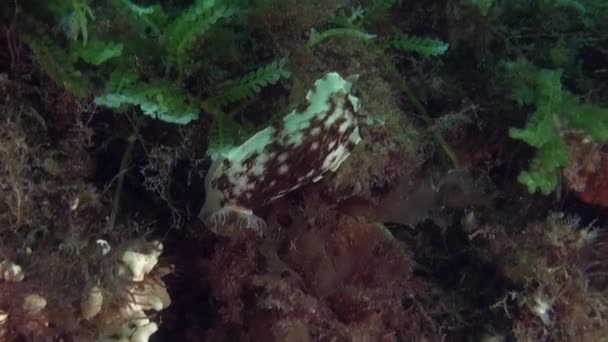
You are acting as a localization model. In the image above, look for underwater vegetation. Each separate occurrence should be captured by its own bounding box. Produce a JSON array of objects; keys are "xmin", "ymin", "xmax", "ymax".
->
[{"xmin": 0, "ymin": 0, "xmax": 607, "ymax": 341}]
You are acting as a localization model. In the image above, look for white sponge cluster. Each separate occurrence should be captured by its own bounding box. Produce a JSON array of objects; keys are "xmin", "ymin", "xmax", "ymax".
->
[
  {"xmin": 0, "ymin": 260, "xmax": 24, "ymax": 282},
  {"xmin": 0, "ymin": 259, "xmax": 50, "ymax": 336},
  {"xmin": 80, "ymin": 241, "xmax": 171, "ymax": 342},
  {"xmin": 118, "ymin": 241, "xmax": 164, "ymax": 282},
  {"xmin": 0, "ymin": 242, "xmax": 170, "ymax": 341},
  {"xmin": 0, "ymin": 310, "xmax": 7, "ymax": 337}
]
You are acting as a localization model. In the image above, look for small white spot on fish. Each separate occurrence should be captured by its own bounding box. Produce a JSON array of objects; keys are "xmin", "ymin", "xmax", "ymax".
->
[{"xmin": 339, "ymin": 119, "xmax": 350, "ymax": 133}]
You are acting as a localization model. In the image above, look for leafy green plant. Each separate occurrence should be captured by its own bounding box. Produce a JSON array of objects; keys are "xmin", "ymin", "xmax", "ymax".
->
[
  {"xmin": 209, "ymin": 58, "xmax": 290, "ymax": 109},
  {"xmin": 388, "ymin": 33, "xmax": 449, "ymax": 57},
  {"xmin": 462, "ymin": 0, "xmax": 494, "ymax": 16},
  {"xmin": 309, "ymin": 2, "xmax": 449, "ymax": 60},
  {"xmin": 356, "ymin": 0, "xmax": 403, "ymax": 25},
  {"xmin": 208, "ymin": 114, "xmax": 257, "ymax": 157},
  {"xmin": 163, "ymin": 0, "xmax": 238, "ymax": 73},
  {"xmin": 307, "ymin": 28, "xmax": 377, "ymax": 47},
  {"xmin": 74, "ymin": 39, "xmax": 123, "ymax": 65},
  {"xmin": 13, "ymin": 0, "xmax": 289, "ymax": 129},
  {"xmin": 20, "ymin": 31, "xmax": 90, "ymax": 96},
  {"xmin": 94, "ymin": 79, "xmax": 201, "ymax": 125},
  {"xmin": 504, "ymin": 59, "xmax": 608, "ymax": 194},
  {"xmin": 56, "ymin": 0, "xmax": 95, "ymax": 46},
  {"xmin": 206, "ymin": 58, "xmax": 291, "ymax": 155}
]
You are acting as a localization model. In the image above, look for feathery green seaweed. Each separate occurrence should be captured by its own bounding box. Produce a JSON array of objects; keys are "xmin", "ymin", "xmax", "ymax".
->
[{"xmin": 505, "ymin": 60, "xmax": 608, "ymax": 194}]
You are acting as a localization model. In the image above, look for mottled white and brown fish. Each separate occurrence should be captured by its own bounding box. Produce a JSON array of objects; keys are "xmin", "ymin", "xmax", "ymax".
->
[{"xmin": 200, "ymin": 72, "xmax": 362, "ymax": 230}]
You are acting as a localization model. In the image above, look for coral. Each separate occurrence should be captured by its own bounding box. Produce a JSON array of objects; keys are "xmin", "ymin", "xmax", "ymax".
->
[
  {"xmin": 87, "ymin": 241, "xmax": 172, "ymax": 342},
  {"xmin": 197, "ymin": 190, "xmax": 437, "ymax": 340},
  {"xmin": 0, "ymin": 239, "xmax": 173, "ymax": 341},
  {"xmin": 563, "ymin": 133, "xmax": 608, "ymax": 207},
  {"xmin": 2, "ymin": 0, "xmax": 608, "ymax": 340},
  {"xmin": 0, "ymin": 59, "xmax": 174, "ymax": 340},
  {"xmin": 466, "ymin": 212, "xmax": 608, "ymax": 341}
]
